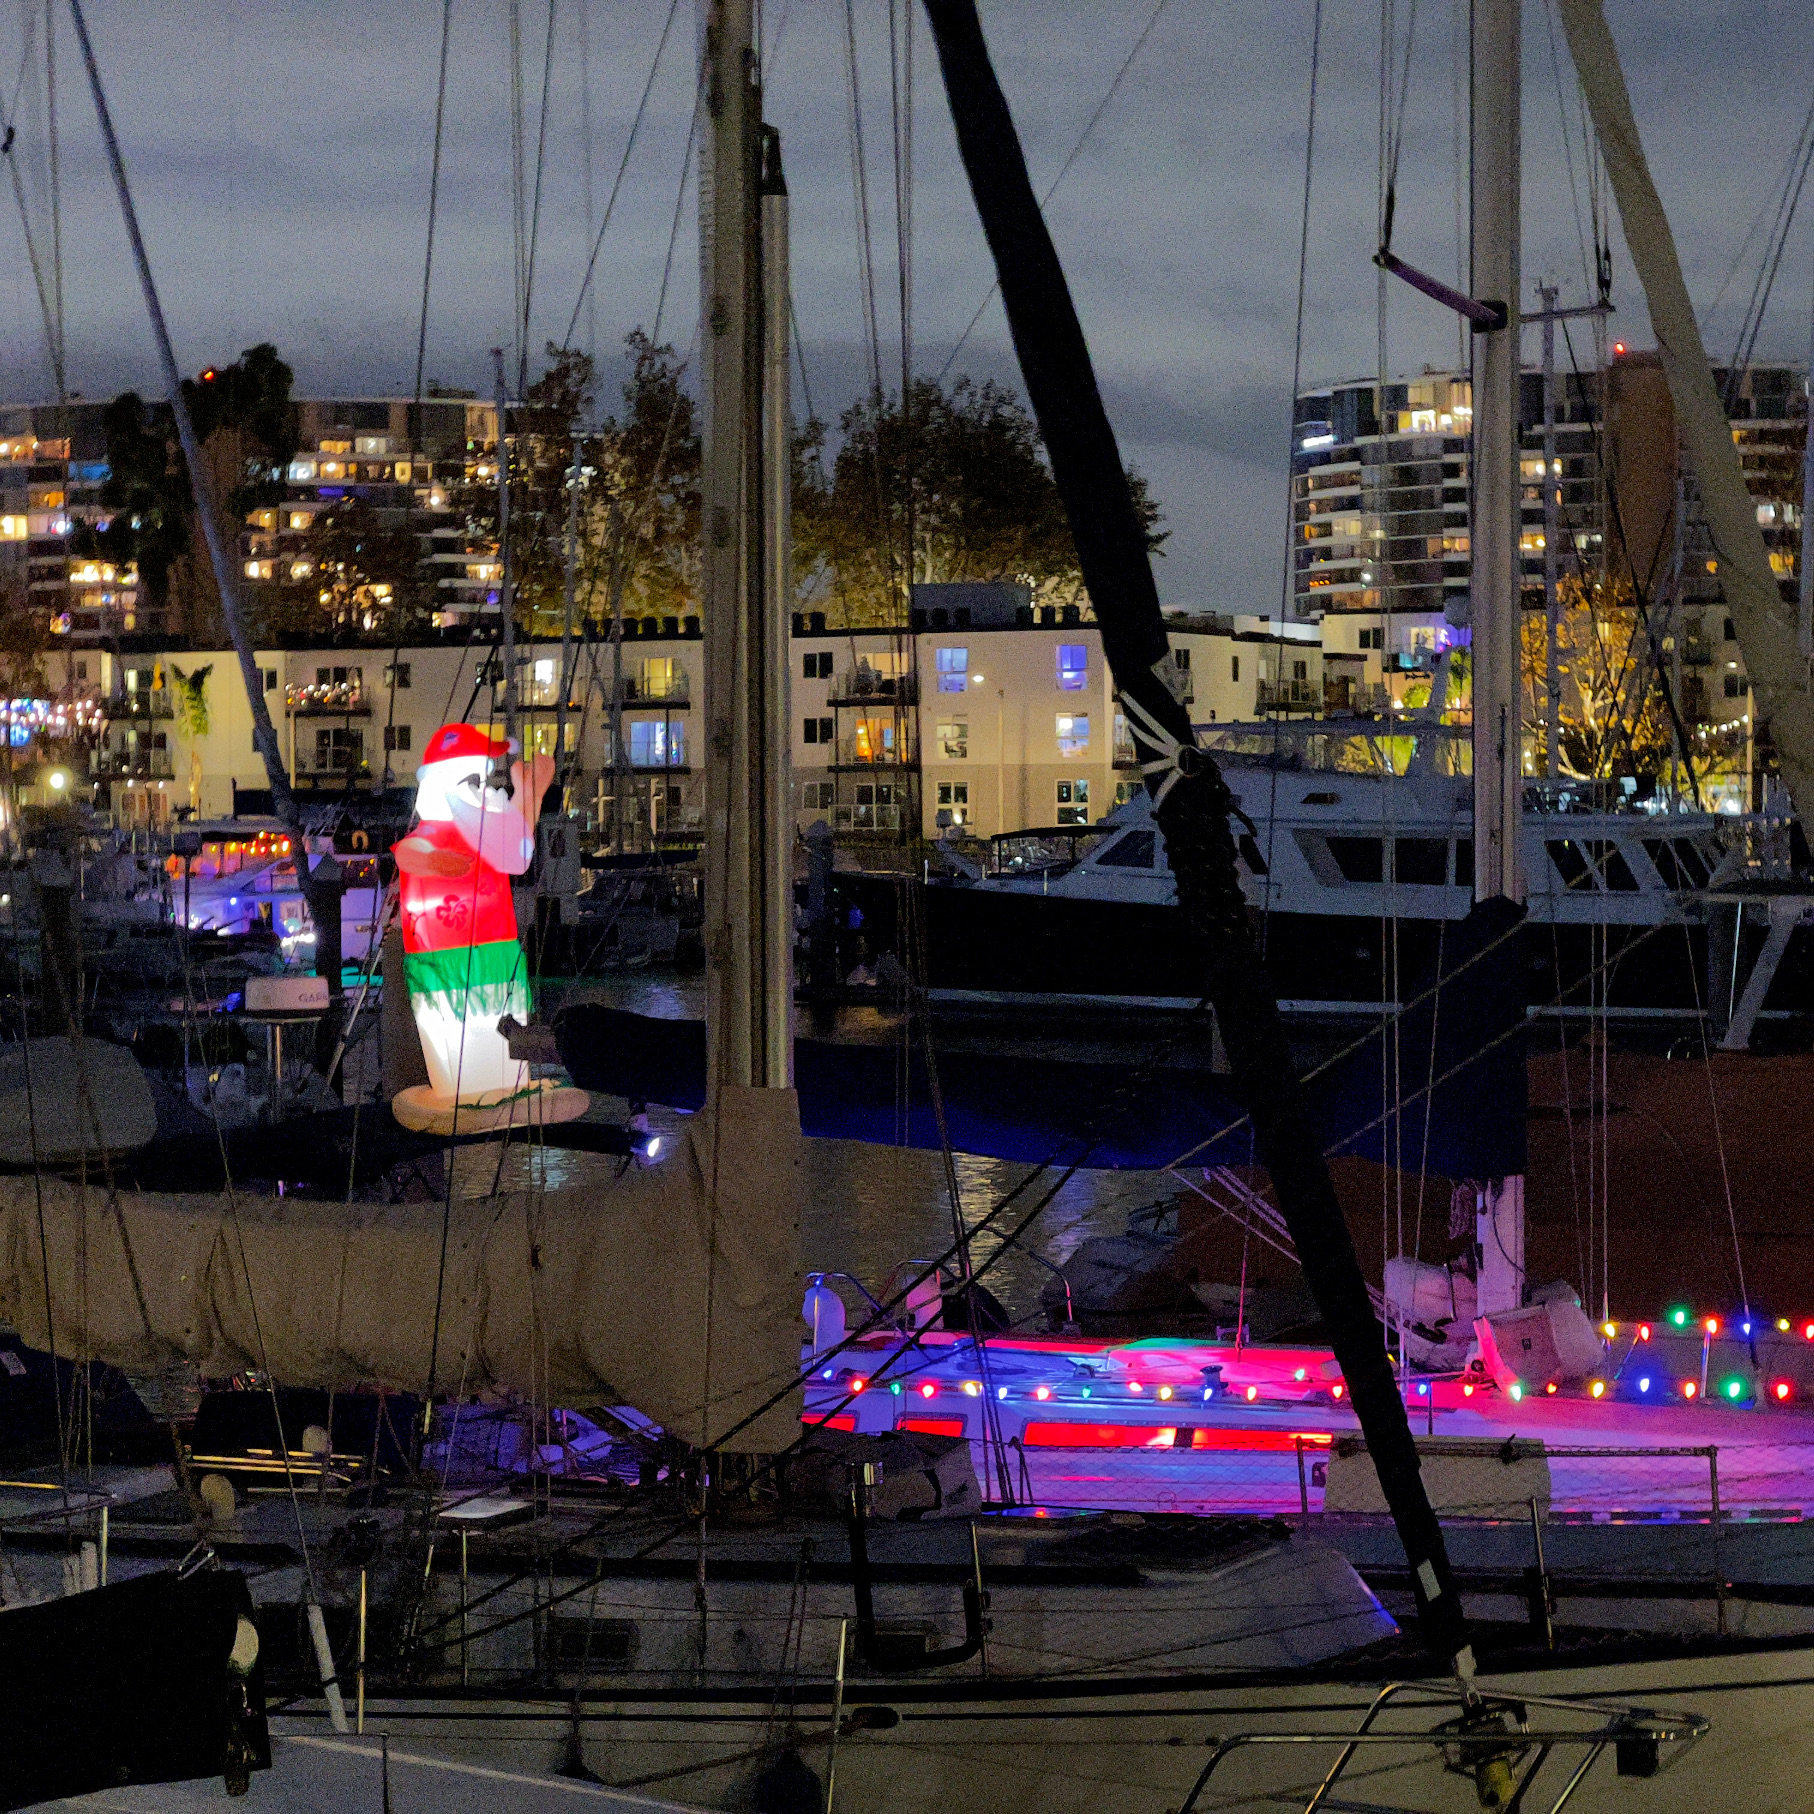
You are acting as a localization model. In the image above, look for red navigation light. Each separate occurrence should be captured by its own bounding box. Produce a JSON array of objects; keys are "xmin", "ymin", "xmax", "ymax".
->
[
  {"xmin": 1034, "ymin": 1385, "xmax": 1051, "ymax": 1401},
  {"xmin": 1330, "ymin": 1383, "xmax": 1345, "ymax": 1399}
]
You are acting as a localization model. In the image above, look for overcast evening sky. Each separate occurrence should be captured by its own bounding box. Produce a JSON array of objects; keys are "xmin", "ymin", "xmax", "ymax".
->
[{"xmin": 0, "ymin": 1, "xmax": 1807, "ymax": 612}]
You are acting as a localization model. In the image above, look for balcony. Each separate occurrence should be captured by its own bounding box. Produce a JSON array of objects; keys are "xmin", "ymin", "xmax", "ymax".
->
[
  {"xmin": 109, "ymin": 689, "xmax": 174, "ymax": 720},
  {"xmin": 832, "ymin": 739, "xmax": 911, "ymax": 770},
  {"xmin": 93, "ymin": 749, "xmax": 174, "ymax": 780},
  {"xmin": 1256, "ymin": 678, "xmax": 1321, "ymax": 712},
  {"xmin": 1680, "ymin": 638, "xmax": 1713, "ymax": 668},
  {"xmin": 622, "ymin": 676, "xmax": 690, "ymax": 706},
  {"xmin": 294, "ymin": 749, "xmax": 371, "ymax": 782},
  {"xmin": 832, "ymin": 802, "xmax": 904, "ymax": 832},
  {"xmin": 830, "ymin": 668, "xmax": 917, "ymax": 705},
  {"xmin": 287, "ymin": 681, "xmax": 369, "ymax": 715}
]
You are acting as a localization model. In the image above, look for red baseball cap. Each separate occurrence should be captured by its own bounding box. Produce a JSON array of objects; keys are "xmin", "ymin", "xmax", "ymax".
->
[{"xmin": 420, "ymin": 723, "xmax": 515, "ymax": 764}]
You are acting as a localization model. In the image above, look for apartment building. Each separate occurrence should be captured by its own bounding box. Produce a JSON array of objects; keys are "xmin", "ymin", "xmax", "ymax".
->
[
  {"xmin": 792, "ymin": 584, "xmax": 1331, "ymax": 841},
  {"xmin": 244, "ymin": 394, "xmax": 501, "ymax": 631},
  {"xmin": 0, "ymin": 400, "xmax": 141, "ymax": 640}
]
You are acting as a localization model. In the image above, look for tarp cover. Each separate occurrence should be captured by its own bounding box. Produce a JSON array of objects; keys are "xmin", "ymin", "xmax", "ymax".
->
[{"xmin": 0, "ymin": 1086, "xmax": 803, "ymax": 1453}]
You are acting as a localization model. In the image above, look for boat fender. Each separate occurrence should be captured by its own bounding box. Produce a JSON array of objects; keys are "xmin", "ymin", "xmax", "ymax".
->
[{"xmin": 802, "ymin": 1280, "xmax": 847, "ymax": 1358}]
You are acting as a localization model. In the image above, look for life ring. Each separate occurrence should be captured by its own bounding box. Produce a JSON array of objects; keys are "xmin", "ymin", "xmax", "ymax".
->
[{"xmin": 350, "ymin": 829, "xmax": 370, "ymax": 851}]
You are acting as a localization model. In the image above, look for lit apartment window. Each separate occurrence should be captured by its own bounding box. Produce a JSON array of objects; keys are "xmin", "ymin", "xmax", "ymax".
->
[
  {"xmin": 936, "ymin": 780, "xmax": 969, "ymax": 825},
  {"xmin": 629, "ymin": 720, "xmax": 685, "ymax": 767},
  {"xmin": 1056, "ymin": 712, "xmax": 1090, "ymax": 757},
  {"xmin": 1057, "ymin": 643, "xmax": 1088, "ymax": 690},
  {"xmin": 936, "ymin": 646, "xmax": 968, "ymax": 693},
  {"xmin": 937, "ymin": 720, "xmax": 968, "ymax": 758},
  {"xmin": 1055, "ymin": 778, "xmax": 1090, "ymax": 825},
  {"xmin": 639, "ymin": 656, "xmax": 680, "ymax": 699}
]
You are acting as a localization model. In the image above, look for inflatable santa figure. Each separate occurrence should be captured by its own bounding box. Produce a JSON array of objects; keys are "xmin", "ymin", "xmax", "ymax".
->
[{"xmin": 389, "ymin": 722, "xmax": 586, "ymax": 1132}]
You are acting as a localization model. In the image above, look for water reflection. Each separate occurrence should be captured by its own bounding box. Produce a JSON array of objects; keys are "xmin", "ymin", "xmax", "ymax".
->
[{"xmin": 473, "ymin": 974, "xmax": 1181, "ymax": 1323}]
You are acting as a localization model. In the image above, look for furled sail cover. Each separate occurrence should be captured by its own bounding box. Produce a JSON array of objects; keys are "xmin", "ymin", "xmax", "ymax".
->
[{"xmin": 0, "ymin": 1086, "xmax": 803, "ymax": 1454}]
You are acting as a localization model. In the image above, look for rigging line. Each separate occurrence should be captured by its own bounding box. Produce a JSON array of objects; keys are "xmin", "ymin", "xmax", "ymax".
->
[
  {"xmin": 1165, "ymin": 908, "xmax": 1671, "ymax": 1177},
  {"xmin": 509, "ymin": 0, "xmax": 528, "ymax": 386},
  {"xmin": 1700, "ymin": 88, "xmax": 1814, "ymax": 344},
  {"xmin": 1261, "ymin": 0, "xmax": 1323, "ymax": 952},
  {"xmin": 413, "ymin": 0, "xmax": 455, "ymax": 407},
  {"xmin": 649, "ymin": 57, "xmax": 704, "ymax": 347},
  {"xmin": 518, "ymin": 0, "xmax": 558, "ymax": 395},
  {"xmin": 11, "ymin": 938, "xmax": 69, "ymax": 1513},
  {"xmin": 579, "ymin": 0, "xmax": 595, "ymax": 368},
  {"xmin": 0, "ymin": 52, "xmax": 64, "ymax": 397},
  {"xmin": 563, "ymin": 0, "xmax": 682, "ymax": 351},
  {"xmin": 842, "ymin": 0, "xmax": 885, "ymax": 402},
  {"xmin": 43, "ymin": 0, "xmax": 62, "ymax": 399},
  {"xmin": 1378, "ymin": 0, "xmax": 1419, "ymax": 247},
  {"xmin": 1541, "ymin": 0, "xmax": 1596, "ymax": 308},
  {"xmin": 936, "ymin": 0, "xmax": 1171, "ymax": 383},
  {"xmin": 1557, "ymin": 317, "xmax": 1702, "ymax": 803},
  {"xmin": 1723, "ymin": 123, "xmax": 1814, "ymax": 401},
  {"xmin": 1680, "ymin": 922, "xmax": 1749, "ymax": 1317}
]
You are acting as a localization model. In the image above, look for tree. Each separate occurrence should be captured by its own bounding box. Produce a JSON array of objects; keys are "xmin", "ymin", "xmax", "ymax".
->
[
  {"xmin": 793, "ymin": 375, "xmax": 1164, "ymax": 628},
  {"xmin": 1521, "ymin": 575, "xmax": 1676, "ymax": 779},
  {"xmin": 81, "ymin": 344, "xmax": 299, "ymax": 642},
  {"xmin": 485, "ymin": 333, "xmax": 703, "ymax": 640},
  {"xmin": 308, "ymin": 496, "xmax": 426, "ymax": 637}
]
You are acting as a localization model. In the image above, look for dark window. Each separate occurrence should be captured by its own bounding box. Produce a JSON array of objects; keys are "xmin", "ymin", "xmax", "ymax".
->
[
  {"xmin": 1326, "ymin": 836, "xmax": 1384, "ymax": 882},
  {"xmin": 384, "ymin": 662, "xmax": 411, "ymax": 689},
  {"xmin": 1724, "ymin": 616, "xmax": 1737, "ymax": 641},
  {"xmin": 1394, "ymin": 838, "xmax": 1448, "ymax": 885},
  {"xmin": 1724, "ymin": 672, "xmax": 1745, "ymax": 698},
  {"xmin": 545, "ymin": 1616, "xmax": 638, "ymax": 1670},
  {"xmin": 1292, "ymin": 658, "xmax": 1308, "ymax": 681},
  {"xmin": 1174, "ymin": 647, "xmax": 1190, "ymax": 671},
  {"xmin": 383, "ymin": 724, "xmax": 412, "ymax": 751},
  {"xmin": 1094, "ymin": 830, "xmax": 1156, "ymax": 869},
  {"xmin": 1237, "ymin": 833, "xmax": 1269, "ymax": 875},
  {"xmin": 1455, "ymin": 840, "xmax": 1474, "ymax": 889},
  {"xmin": 1546, "ymin": 840, "xmax": 1598, "ymax": 890},
  {"xmin": 1231, "ymin": 656, "xmax": 1240, "ymax": 682}
]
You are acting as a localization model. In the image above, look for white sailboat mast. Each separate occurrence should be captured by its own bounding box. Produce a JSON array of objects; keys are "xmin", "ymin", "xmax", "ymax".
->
[
  {"xmin": 1470, "ymin": 0, "xmax": 1524, "ymax": 907},
  {"xmin": 1470, "ymin": 0, "xmax": 1527, "ymax": 1316}
]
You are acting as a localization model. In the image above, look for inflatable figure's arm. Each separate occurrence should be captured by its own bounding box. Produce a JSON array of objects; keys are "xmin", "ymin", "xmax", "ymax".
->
[{"xmin": 395, "ymin": 835, "xmax": 472, "ymax": 879}]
